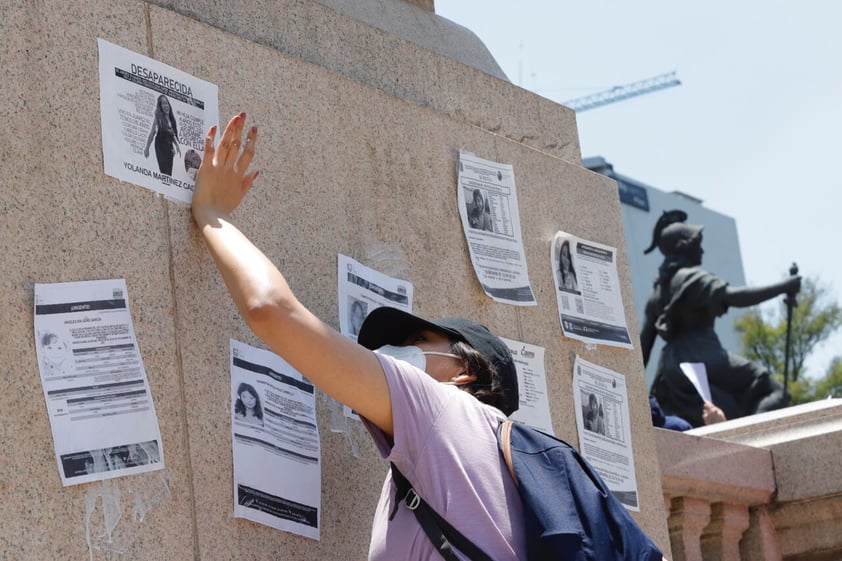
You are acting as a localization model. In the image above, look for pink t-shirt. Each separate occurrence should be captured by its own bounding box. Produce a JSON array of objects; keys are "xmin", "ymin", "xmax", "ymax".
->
[{"xmin": 363, "ymin": 353, "xmax": 526, "ymax": 561}]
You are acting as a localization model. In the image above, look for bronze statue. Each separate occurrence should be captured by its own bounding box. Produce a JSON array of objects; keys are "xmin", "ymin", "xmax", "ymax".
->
[{"xmin": 640, "ymin": 212, "xmax": 801, "ymax": 427}]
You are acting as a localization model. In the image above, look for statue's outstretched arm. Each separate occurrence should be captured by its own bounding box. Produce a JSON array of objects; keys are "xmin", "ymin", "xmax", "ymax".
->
[{"xmin": 724, "ymin": 276, "xmax": 801, "ymax": 308}]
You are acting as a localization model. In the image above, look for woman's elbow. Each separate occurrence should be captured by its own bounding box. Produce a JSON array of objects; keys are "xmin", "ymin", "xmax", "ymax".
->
[
  {"xmin": 242, "ymin": 297, "xmax": 283, "ymax": 333},
  {"xmin": 241, "ymin": 293, "xmax": 301, "ymax": 340}
]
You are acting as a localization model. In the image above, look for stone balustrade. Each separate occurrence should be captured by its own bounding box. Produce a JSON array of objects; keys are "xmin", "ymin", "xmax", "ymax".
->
[{"xmin": 656, "ymin": 399, "xmax": 842, "ymax": 561}]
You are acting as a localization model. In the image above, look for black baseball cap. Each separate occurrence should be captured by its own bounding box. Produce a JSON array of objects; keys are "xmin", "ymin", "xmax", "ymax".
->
[{"xmin": 357, "ymin": 307, "xmax": 519, "ymax": 416}]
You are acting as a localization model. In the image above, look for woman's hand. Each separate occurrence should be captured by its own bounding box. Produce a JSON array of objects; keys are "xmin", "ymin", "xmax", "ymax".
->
[{"xmin": 192, "ymin": 112, "xmax": 259, "ymax": 225}]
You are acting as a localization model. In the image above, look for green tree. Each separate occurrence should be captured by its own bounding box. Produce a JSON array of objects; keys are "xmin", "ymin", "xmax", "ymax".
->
[
  {"xmin": 811, "ymin": 358, "xmax": 842, "ymax": 399},
  {"xmin": 735, "ymin": 277, "xmax": 842, "ymax": 393}
]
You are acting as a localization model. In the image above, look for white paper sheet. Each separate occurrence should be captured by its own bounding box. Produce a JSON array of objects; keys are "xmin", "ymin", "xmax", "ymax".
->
[
  {"xmin": 679, "ymin": 362, "xmax": 712, "ymax": 402},
  {"xmin": 337, "ymin": 254, "xmax": 414, "ymax": 341},
  {"xmin": 551, "ymin": 231, "xmax": 633, "ymax": 349},
  {"xmin": 457, "ymin": 152, "xmax": 536, "ymax": 306},
  {"xmin": 34, "ymin": 279, "xmax": 164, "ymax": 486},
  {"xmin": 97, "ymin": 38, "xmax": 219, "ymax": 204},
  {"xmin": 231, "ymin": 339, "xmax": 321, "ymax": 539},
  {"xmin": 572, "ymin": 356, "xmax": 640, "ymax": 511},
  {"xmin": 500, "ymin": 337, "xmax": 554, "ymax": 435},
  {"xmin": 335, "ymin": 254, "xmax": 415, "ymax": 422}
]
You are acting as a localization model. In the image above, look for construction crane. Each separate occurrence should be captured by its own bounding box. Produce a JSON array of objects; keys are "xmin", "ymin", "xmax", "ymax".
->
[{"xmin": 562, "ymin": 71, "xmax": 681, "ymax": 112}]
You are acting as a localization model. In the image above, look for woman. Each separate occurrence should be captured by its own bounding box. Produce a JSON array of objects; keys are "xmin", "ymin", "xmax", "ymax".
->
[
  {"xmin": 234, "ymin": 382, "xmax": 263, "ymax": 425},
  {"xmin": 584, "ymin": 393, "xmax": 605, "ymax": 435},
  {"xmin": 349, "ymin": 298, "xmax": 367, "ymax": 336},
  {"xmin": 144, "ymin": 94, "xmax": 181, "ymax": 175},
  {"xmin": 468, "ymin": 188, "xmax": 493, "ymax": 232},
  {"xmin": 192, "ymin": 113, "xmax": 525, "ymax": 560},
  {"xmin": 640, "ymin": 221, "xmax": 800, "ymax": 427},
  {"xmin": 558, "ymin": 239, "xmax": 578, "ymax": 293}
]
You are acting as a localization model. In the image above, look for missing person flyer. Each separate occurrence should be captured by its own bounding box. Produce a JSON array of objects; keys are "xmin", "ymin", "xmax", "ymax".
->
[
  {"xmin": 34, "ymin": 279, "xmax": 164, "ymax": 486},
  {"xmin": 337, "ymin": 254, "xmax": 414, "ymax": 341},
  {"xmin": 457, "ymin": 151, "xmax": 537, "ymax": 306},
  {"xmin": 231, "ymin": 339, "xmax": 321, "ymax": 540},
  {"xmin": 499, "ymin": 337, "xmax": 554, "ymax": 435},
  {"xmin": 551, "ymin": 231, "xmax": 633, "ymax": 349},
  {"xmin": 97, "ymin": 38, "xmax": 219, "ymax": 204},
  {"xmin": 573, "ymin": 356, "xmax": 639, "ymax": 511}
]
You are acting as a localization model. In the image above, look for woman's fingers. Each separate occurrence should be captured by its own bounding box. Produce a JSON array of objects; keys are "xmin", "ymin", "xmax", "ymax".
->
[
  {"xmin": 202, "ymin": 125, "xmax": 218, "ymax": 166},
  {"xmin": 197, "ymin": 113, "xmax": 258, "ymax": 204},
  {"xmin": 235, "ymin": 126, "xmax": 258, "ymax": 175},
  {"xmin": 215, "ymin": 113, "xmax": 245, "ymax": 167}
]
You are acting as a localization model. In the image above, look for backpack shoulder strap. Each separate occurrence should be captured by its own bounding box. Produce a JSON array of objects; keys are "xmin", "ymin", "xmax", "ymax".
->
[
  {"xmin": 389, "ymin": 463, "xmax": 495, "ymax": 561},
  {"xmin": 497, "ymin": 420, "xmax": 518, "ymax": 487}
]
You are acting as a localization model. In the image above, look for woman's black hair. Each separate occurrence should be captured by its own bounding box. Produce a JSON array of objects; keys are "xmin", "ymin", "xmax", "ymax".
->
[
  {"xmin": 234, "ymin": 382, "xmax": 263, "ymax": 419},
  {"xmin": 41, "ymin": 332, "xmax": 58, "ymax": 346},
  {"xmin": 155, "ymin": 95, "xmax": 179, "ymax": 140},
  {"xmin": 448, "ymin": 340, "xmax": 507, "ymax": 412},
  {"xmin": 559, "ymin": 239, "xmax": 577, "ymax": 286}
]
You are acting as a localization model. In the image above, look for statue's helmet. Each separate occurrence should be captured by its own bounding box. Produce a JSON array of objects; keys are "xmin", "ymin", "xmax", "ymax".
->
[
  {"xmin": 644, "ymin": 209, "xmax": 688, "ymax": 255},
  {"xmin": 658, "ymin": 223, "xmax": 703, "ymax": 256}
]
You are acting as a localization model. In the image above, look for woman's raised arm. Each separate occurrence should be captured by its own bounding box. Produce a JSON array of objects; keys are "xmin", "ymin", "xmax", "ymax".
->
[{"xmin": 191, "ymin": 113, "xmax": 393, "ymax": 435}]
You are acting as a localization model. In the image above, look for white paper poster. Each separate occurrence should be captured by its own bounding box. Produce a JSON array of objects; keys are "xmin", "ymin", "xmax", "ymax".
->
[
  {"xmin": 97, "ymin": 38, "xmax": 219, "ymax": 204},
  {"xmin": 337, "ymin": 254, "xmax": 414, "ymax": 341},
  {"xmin": 679, "ymin": 362, "xmax": 712, "ymax": 402},
  {"xmin": 572, "ymin": 356, "xmax": 640, "ymax": 511},
  {"xmin": 457, "ymin": 151, "xmax": 536, "ymax": 306},
  {"xmin": 499, "ymin": 337, "xmax": 554, "ymax": 435},
  {"xmin": 335, "ymin": 254, "xmax": 415, "ymax": 422},
  {"xmin": 231, "ymin": 339, "xmax": 321, "ymax": 540},
  {"xmin": 551, "ymin": 231, "xmax": 633, "ymax": 348},
  {"xmin": 34, "ymin": 279, "xmax": 164, "ymax": 486}
]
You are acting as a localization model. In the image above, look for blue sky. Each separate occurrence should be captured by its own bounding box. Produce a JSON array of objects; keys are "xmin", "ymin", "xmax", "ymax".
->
[{"xmin": 436, "ymin": 1, "xmax": 842, "ymax": 379}]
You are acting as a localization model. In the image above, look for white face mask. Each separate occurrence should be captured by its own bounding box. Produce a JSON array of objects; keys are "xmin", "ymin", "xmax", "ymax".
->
[{"xmin": 374, "ymin": 344, "xmax": 462, "ymax": 375}]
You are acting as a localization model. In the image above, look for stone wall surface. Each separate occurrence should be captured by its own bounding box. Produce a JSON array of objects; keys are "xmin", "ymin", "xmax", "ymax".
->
[{"xmin": 0, "ymin": 1, "xmax": 668, "ymax": 559}]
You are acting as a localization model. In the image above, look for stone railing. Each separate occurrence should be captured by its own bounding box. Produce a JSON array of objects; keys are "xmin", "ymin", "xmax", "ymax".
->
[{"xmin": 656, "ymin": 399, "xmax": 842, "ymax": 561}]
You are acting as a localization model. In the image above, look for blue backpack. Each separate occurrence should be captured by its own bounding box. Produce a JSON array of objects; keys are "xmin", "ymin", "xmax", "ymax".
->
[{"xmin": 390, "ymin": 420, "xmax": 664, "ymax": 561}]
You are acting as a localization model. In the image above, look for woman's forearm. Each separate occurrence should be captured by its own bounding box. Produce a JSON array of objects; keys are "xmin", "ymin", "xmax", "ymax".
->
[
  {"xmin": 194, "ymin": 210, "xmax": 393, "ymax": 431},
  {"xmin": 195, "ymin": 211, "xmax": 296, "ymax": 329},
  {"xmin": 191, "ymin": 114, "xmax": 392, "ymax": 433}
]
